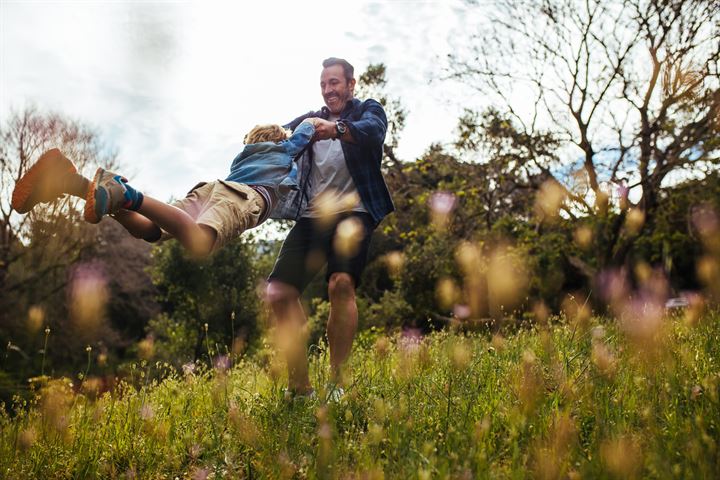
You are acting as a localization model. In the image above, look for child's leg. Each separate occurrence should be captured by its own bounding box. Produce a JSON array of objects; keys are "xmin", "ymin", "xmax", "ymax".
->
[
  {"xmin": 11, "ymin": 148, "xmax": 90, "ymax": 213},
  {"xmin": 111, "ymin": 210, "xmax": 163, "ymax": 242},
  {"xmin": 11, "ymin": 150, "xmax": 214, "ymax": 255},
  {"xmin": 136, "ymin": 196, "xmax": 217, "ymax": 257},
  {"xmin": 86, "ymin": 169, "xmax": 216, "ymax": 257}
]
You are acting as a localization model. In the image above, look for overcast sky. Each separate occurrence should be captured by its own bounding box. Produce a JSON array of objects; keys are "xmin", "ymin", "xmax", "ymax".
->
[{"xmin": 2, "ymin": 0, "xmax": 472, "ymax": 202}]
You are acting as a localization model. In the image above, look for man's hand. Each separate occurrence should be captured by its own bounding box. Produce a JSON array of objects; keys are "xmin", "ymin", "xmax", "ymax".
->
[{"xmin": 312, "ymin": 118, "xmax": 338, "ymax": 140}]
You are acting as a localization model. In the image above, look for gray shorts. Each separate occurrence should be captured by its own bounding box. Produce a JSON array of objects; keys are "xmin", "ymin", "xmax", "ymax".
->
[{"xmin": 171, "ymin": 180, "xmax": 265, "ymax": 252}]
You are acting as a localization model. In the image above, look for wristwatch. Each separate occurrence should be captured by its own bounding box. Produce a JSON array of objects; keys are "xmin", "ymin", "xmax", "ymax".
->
[{"xmin": 335, "ymin": 120, "xmax": 348, "ymax": 139}]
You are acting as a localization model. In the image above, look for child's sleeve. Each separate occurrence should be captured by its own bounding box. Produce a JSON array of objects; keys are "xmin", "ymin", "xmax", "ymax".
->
[{"xmin": 283, "ymin": 121, "xmax": 315, "ymax": 159}]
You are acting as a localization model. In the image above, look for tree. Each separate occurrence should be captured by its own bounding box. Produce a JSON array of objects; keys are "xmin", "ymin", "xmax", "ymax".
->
[
  {"xmin": 447, "ymin": 0, "xmax": 719, "ymax": 280},
  {"xmin": 0, "ymin": 107, "xmax": 158, "ymax": 401},
  {"xmin": 147, "ymin": 234, "xmax": 263, "ymax": 367},
  {"xmin": 354, "ymin": 63, "xmax": 407, "ymax": 169}
]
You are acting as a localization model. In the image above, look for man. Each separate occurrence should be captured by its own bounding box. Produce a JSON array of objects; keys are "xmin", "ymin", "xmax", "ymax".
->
[{"xmin": 267, "ymin": 57, "xmax": 393, "ymax": 398}]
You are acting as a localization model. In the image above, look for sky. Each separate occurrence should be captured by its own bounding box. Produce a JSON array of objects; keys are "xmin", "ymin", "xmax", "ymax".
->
[{"xmin": 1, "ymin": 0, "xmax": 471, "ymax": 202}]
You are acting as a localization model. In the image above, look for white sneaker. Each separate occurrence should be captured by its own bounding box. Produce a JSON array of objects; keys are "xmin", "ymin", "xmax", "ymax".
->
[
  {"xmin": 283, "ymin": 388, "xmax": 317, "ymax": 403},
  {"xmin": 326, "ymin": 385, "xmax": 345, "ymax": 403}
]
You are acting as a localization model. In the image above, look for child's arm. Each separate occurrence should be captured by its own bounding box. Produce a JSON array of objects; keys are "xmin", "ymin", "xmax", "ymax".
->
[{"xmin": 283, "ymin": 120, "xmax": 316, "ymax": 159}]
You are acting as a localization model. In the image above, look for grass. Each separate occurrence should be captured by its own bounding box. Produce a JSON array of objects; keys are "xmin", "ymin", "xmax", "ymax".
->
[{"xmin": 1, "ymin": 311, "xmax": 719, "ymax": 479}]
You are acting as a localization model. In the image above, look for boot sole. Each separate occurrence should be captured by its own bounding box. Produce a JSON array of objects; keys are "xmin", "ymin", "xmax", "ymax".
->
[
  {"xmin": 83, "ymin": 167, "xmax": 104, "ymax": 224},
  {"xmin": 11, "ymin": 148, "xmax": 77, "ymax": 214}
]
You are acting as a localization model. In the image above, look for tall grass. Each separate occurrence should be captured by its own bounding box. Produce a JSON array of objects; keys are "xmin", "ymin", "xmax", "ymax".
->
[{"xmin": 1, "ymin": 311, "xmax": 718, "ymax": 479}]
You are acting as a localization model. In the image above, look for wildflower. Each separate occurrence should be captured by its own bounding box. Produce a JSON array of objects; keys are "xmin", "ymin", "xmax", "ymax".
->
[
  {"xmin": 383, "ymin": 251, "xmax": 404, "ymax": 277},
  {"xmin": 137, "ymin": 336, "xmax": 155, "ymax": 360},
  {"xmin": 450, "ymin": 341, "xmax": 471, "ymax": 370},
  {"xmin": 68, "ymin": 263, "xmax": 109, "ymax": 339},
  {"xmin": 532, "ymin": 301, "xmax": 550, "ymax": 325},
  {"xmin": 428, "ymin": 191, "xmax": 457, "ymax": 229},
  {"xmin": 453, "ymin": 304, "xmax": 471, "ymax": 319},
  {"xmin": 534, "ymin": 179, "xmax": 567, "ymax": 221},
  {"xmin": 368, "ymin": 423, "xmax": 384, "ymax": 444},
  {"xmin": 18, "ymin": 427, "xmax": 37, "ymax": 451},
  {"xmin": 517, "ymin": 350, "xmax": 543, "ymax": 415},
  {"xmin": 435, "ymin": 277, "xmax": 460, "ymax": 310},
  {"xmin": 691, "ymin": 385, "xmax": 703, "ymax": 400},
  {"xmin": 27, "ymin": 305, "xmax": 45, "ymax": 334},
  {"xmin": 190, "ymin": 467, "xmax": 209, "ymax": 480},
  {"xmin": 592, "ymin": 340, "xmax": 617, "ymax": 378},
  {"xmin": 487, "ymin": 245, "xmax": 528, "ymax": 311},
  {"xmin": 333, "ymin": 216, "xmax": 364, "ymax": 258},
  {"xmin": 601, "ymin": 435, "xmax": 642, "ymax": 478},
  {"xmin": 625, "ymin": 208, "xmax": 645, "ymax": 235},
  {"xmin": 374, "ymin": 336, "xmax": 390, "ymax": 359},
  {"xmin": 228, "ymin": 405, "xmax": 260, "ymax": 447},
  {"xmin": 214, "ymin": 355, "xmax": 231, "ymax": 372},
  {"xmin": 182, "ymin": 362, "xmax": 197, "ymax": 376},
  {"xmin": 573, "ymin": 225, "xmax": 593, "ymax": 249}
]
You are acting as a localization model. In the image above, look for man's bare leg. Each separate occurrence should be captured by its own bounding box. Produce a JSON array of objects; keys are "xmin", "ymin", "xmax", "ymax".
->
[
  {"xmin": 266, "ymin": 281, "xmax": 312, "ymax": 394},
  {"xmin": 326, "ymin": 272, "xmax": 358, "ymax": 382}
]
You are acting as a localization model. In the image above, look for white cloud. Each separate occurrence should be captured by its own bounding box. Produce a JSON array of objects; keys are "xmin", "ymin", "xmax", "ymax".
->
[{"xmin": 2, "ymin": 0, "xmax": 467, "ymax": 202}]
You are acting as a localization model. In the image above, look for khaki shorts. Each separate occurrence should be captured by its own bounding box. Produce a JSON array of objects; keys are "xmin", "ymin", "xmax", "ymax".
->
[{"xmin": 171, "ymin": 180, "xmax": 265, "ymax": 252}]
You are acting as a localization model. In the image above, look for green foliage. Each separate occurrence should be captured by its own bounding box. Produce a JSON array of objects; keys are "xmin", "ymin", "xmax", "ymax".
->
[
  {"xmin": 144, "ymin": 314, "xmax": 198, "ymax": 369},
  {"xmin": 0, "ymin": 108, "xmax": 158, "ymax": 398},
  {"xmin": 147, "ymin": 235, "xmax": 264, "ymax": 364},
  {"xmin": 634, "ymin": 171, "xmax": 720, "ymax": 291},
  {"xmin": 2, "ymin": 312, "xmax": 719, "ymax": 478}
]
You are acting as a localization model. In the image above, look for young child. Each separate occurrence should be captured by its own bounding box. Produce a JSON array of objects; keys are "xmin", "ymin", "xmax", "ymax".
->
[{"xmin": 12, "ymin": 120, "xmax": 316, "ymax": 257}]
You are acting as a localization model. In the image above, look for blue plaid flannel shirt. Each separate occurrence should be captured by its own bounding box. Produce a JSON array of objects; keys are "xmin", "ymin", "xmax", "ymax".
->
[{"xmin": 269, "ymin": 98, "xmax": 394, "ymax": 227}]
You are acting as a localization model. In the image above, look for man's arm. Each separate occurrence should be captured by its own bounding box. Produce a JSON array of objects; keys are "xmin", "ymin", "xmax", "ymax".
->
[{"xmin": 311, "ymin": 100, "xmax": 387, "ymax": 148}]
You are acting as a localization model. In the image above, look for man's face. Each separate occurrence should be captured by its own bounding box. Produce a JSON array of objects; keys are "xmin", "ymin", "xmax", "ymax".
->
[{"xmin": 320, "ymin": 65, "xmax": 355, "ymax": 114}]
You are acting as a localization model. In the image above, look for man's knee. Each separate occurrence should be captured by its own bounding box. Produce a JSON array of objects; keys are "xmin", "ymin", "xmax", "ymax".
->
[
  {"xmin": 328, "ymin": 273, "xmax": 356, "ymax": 301},
  {"xmin": 266, "ymin": 281, "xmax": 300, "ymax": 307}
]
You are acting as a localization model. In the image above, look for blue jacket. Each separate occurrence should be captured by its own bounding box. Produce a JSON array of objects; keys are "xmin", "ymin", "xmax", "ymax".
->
[
  {"xmin": 269, "ymin": 98, "xmax": 394, "ymax": 226},
  {"xmin": 225, "ymin": 121, "xmax": 315, "ymax": 199}
]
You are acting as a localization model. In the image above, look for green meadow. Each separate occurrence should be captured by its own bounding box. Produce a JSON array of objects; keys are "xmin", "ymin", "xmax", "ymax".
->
[{"xmin": 2, "ymin": 311, "xmax": 718, "ymax": 479}]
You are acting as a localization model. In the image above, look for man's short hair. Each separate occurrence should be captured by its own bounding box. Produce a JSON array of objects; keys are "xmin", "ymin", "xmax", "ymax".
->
[
  {"xmin": 322, "ymin": 57, "xmax": 354, "ymax": 82},
  {"xmin": 244, "ymin": 124, "xmax": 290, "ymax": 144}
]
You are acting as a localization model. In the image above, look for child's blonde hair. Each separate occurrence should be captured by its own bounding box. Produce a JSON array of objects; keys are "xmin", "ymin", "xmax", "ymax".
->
[{"xmin": 244, "ymin": 124, "xmax": 290, "ymax": 144}]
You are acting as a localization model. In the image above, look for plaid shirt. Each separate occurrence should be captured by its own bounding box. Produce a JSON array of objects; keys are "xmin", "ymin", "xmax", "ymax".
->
[{"xmin": 269, "ymin": 98, "xmax": 394, "ymax": 226}]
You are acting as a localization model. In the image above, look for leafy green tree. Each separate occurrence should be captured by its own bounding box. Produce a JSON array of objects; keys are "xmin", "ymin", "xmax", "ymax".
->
[
  {"xmin": 447, "ymin": 0, "xmax": 720, "ymax": 280},
  {"xmin": 147, "ymin": 234, "xmax": 264, "ymax": 367},
  {"xmin": 0, "ymin": 107, "xmax": 158, "ymax": 401}
]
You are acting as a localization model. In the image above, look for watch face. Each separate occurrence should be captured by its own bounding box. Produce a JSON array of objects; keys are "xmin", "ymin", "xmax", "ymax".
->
[{"xmin": 336, "ymin": 121, "xmax": 347, "ymax": 134}]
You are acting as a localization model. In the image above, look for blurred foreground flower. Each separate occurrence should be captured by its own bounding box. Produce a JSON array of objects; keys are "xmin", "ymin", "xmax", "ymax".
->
[
  {"xmin": 428, "ymin": 191, "xmax": 457, "ymax": 229},
  {"xmin": 573, "ymin": 225, "xmax": 593, "ymax": 250},
  {"xmin": 624, "ymin": 208, "xmax": 645, "ymax": 236},
  {"xmin": 137, "ymin": 336, "xmax": 155, "ymax": 361},
  {"xmin": 383, "ymin": 251, "xmax": 404, "ymax": 277},
  {"xmin": 40, "ymin": 379, "xmax": 75, "ymax": 440},
  {"xmin": 534, "ymin": 179, "xmax": 567, "ymax": 221},
  {"xmin": 436, "ymin": 276, "xmax": 460, "ymax": 310},
  {"xmin": 333, "ymin": 216, "xmax": 364, "ymax": 258},
  {"xmin": 601, "ymin": 435, "xmax": 642, "ymax": 478},
  {"xmin": 27, "ymin": 305, "xmax": 45, "ymax": 334},
  {"xmin": 68, "ymin": 263, "xmax": 109, "ymax": 339}
]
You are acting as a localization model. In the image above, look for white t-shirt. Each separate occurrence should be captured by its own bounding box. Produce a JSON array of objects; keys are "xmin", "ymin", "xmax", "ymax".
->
[{"xmin": 303, "ymin": 114, "xmax": 367, "ymax": 218}]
